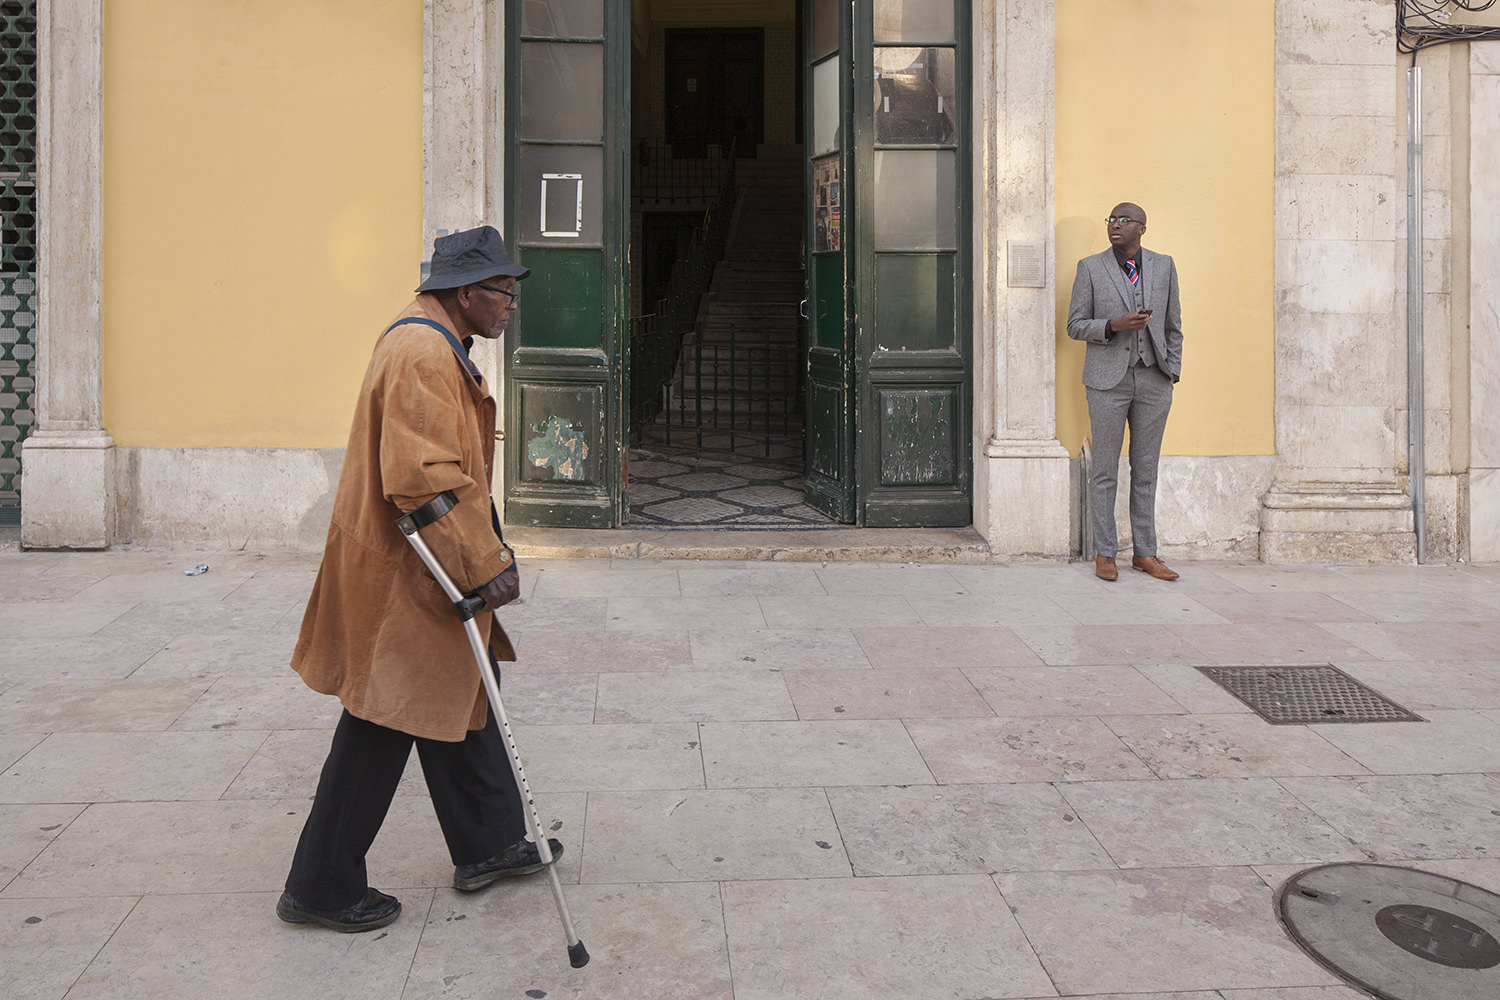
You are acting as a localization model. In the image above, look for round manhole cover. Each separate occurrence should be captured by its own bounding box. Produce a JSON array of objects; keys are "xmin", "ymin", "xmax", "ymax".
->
[{"xmin": 1277, "ymin": 863, "xmax": 1500, "ymax": 999}]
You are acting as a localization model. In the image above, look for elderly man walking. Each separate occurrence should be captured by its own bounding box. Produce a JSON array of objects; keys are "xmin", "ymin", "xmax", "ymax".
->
[
  {"xmin": 1067, "ymin": 202, "xmax": 1184, "ymax": 582},
  {"xmin": 277, "ymin": 226, "xmax": 561, "ymax": 933}
]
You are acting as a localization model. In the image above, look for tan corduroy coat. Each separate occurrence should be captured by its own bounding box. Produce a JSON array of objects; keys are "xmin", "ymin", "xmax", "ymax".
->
[{"xmin": 291, "ymin": 295, "xmax": 516, "ymax": 741}]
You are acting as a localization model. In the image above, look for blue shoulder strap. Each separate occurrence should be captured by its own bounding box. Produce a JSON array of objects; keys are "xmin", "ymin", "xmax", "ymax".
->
[{"xmin": 383, "ymin": 316, "xmax": 483, "ymax": 385}]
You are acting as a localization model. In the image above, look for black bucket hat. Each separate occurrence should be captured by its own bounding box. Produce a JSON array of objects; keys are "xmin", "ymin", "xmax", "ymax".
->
[{"xmin": 416, "ymin": 225, "xmax": 530, "ymax": 292}]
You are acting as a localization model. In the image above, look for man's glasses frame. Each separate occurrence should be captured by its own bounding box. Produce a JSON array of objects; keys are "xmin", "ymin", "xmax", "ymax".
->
[
  {"xmin": 1105, "ymin": 216, "xmax": 1143, "ymax": 226},
  {"xmin": 476, "ymin": 282, "xmax": 519, "ymax": 305}
]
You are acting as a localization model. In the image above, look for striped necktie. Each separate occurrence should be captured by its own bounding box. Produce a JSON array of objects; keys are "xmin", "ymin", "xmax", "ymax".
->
[{"xmin": 1125, "ymin": 258, "xmax": 1138, "ymax": 285}]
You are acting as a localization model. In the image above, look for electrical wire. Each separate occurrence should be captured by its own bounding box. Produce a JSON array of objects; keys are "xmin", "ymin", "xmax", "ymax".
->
[{"xmin": 1398, "ymin": 0, "xmax": 1500, "ymax": 52}]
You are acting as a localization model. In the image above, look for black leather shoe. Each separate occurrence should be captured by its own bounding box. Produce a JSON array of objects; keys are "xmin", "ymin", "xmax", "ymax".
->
[
  {"xmin": 276, "ymin": 888, "xmax": 401, "ymax": 932},
  {"xmin": 454, "ymin": 838, "xmax": 564, "ymax": 892}
]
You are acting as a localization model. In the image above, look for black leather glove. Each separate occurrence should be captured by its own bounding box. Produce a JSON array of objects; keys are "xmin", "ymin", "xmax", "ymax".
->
[{"xmin": 475, "ymin": 546, "xmax": 520, "ymax": 610}]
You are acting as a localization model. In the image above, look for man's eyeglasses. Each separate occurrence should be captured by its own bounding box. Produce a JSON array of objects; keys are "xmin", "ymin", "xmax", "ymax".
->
[
  {"xmin": 1105, "ymin": 216, "xmax": 1143, "ymax": 226},
  {"xmin": 476, "ymin": 282, "xmax": 519, "ymax": 305}
]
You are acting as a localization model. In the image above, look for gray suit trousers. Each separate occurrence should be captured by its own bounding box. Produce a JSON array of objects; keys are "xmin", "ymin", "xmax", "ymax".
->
[{"xmin": 1086, "ymin": 363, "xmax": 1173, "ymax": 557}]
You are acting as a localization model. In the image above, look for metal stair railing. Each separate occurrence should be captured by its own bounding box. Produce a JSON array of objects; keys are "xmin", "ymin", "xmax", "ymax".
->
[
  {"xmin": 633, "ymin": 139, "xmax": 732, "ymax": 206},
  {"xmin": 629, "ymin": 139, "xmax": 737, "ymax": 442},
  {"xmin": 674, "ymin": 339, "xmax": 799, "ymax": 457}
]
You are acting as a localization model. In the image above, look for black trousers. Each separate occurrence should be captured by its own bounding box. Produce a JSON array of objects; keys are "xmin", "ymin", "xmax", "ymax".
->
[{"xmin": 285, "ymin": 706, "xmax": 526, "ymax": 910}]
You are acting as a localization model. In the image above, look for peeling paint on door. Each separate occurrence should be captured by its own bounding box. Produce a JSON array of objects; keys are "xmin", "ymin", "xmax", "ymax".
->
[
  {"xmin": 527, "ymin": 414, "xmax": 591, "ymax": 481},
  {"xmin": 879, "ymin": 390, "xmax": 955, "ymax": 486}
]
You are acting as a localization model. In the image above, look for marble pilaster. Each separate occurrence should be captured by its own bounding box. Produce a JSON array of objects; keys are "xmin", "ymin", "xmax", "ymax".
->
[
  {"xmin": 972, "ymin": 0, "xmax": 1071, "ymax": 557},
  {"xmin": 423, "ymin": 0, "xmax": 506, "ymax": 485},
  {"xmin": 1470, "ymin": 42, "xmax": 1500, "ymax": 560},
  {"xmin": 1260, "ymin": 0, "xmax": 1415, "ymax": 562},
  {"xmin": 20, "ymin": 0, "xmax": 115, "ymax": 549},
  {"xmin": 1398, "ymin": 42, "xmax": 1466, "ymax": 562}
]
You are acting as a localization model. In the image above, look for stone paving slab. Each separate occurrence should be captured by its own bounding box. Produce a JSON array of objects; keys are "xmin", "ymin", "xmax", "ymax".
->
[
  {"xmin": 1055, "ymin": 777, "xmax": 1365, "ymax": 869},
  {"xmin": 963, "ymin": 664, "xmax": 1188, "ymax": 716},
  {"xmin": 0, "ymin": 802, "xmax": 84, "ymax": 891},
  {"xmin": 703, "ymin": 718, "xmax": 935, "ymax": 788},
  {"xmin": 0, "ymin": 677, "xmax": 213, "ymax": 733},
  {"xmin": 130, "ymin": 631, "xmax": 300, "ymax": 678},
  {"xmin": 579, "ymin": 788, "xmax": 849, "ymax": 883},
  {"xmin": 995, "ymin": 867, "xmax": 1343, "ymax": 994},
  {"xmin": 724, "ymin": 875, "xmax": 1055, "ymax": 1000},
  {"xmin": 0, "ymin": 548, "xmax": 1498, "ymax": 999},
  {"xmin": 853, "ymin": 624, "xmax": 1046, "ymax": 667},
  {"xmin": 905, "ymin": 715, "xmax": 1159, "ymax": 783},
  {"xmin": 510, "ymin": 627, "xmax": 692, "ymax": 672},
  {"xmin": 1, "ymin": 896, "xmax": 139, "ymax": 1000},
  {"xmin": 0, "ymin": 633, "xmax": 168, "ymax": 681},
  {"xmin": 1011, "ymin": 621, "xmax": 1210, "ymax": 665},
  {"xmin": 0, "ymin": 730, "xmax": 269, "ymax": 802},
  {"xmin": 826, "ymin": 782, "xmax": 1117, "ymax": 876},
  {"xmin": 690, "ymin": 627, "xmax": 872, "ymax": 668},
  {"xmin": 69, "ymin": 890, "xmax": 433, "ymax": 1000},
  {"xmin": 1101, "ymin": 714, "xmax": 1370, "ymax": 779},
  {"xmin": 1274, "ymin": 773, "xmax": 1500, "ymax": 860},
  {"xmin": 408, "ymin": 881, "xmax": 734, "ymax": 1000},
  {"xmin": 1333, "ymin": 657, "xmax": 1500, "ymax": 710},
  {"xmin": 594, "ymin": 669, "xmax": 797, "ymax": 723},
  {"xmin": 782, "ymin": 666, "xmax": 993, "ymax": 719}
]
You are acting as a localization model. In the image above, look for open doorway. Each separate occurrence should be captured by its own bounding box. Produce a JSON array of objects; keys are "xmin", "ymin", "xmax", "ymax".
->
[{"xmin": 626, "ymin": 2, "xmax": 833, "ymax": 528}]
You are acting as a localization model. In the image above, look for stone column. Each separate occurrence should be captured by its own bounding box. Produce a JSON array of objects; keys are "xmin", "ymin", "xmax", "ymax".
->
[
  {"xmin": 425, "ymin": 0, "xmax": 506, "ymax": 485},
  {"xmin": 20, "ymin": 0, "xmax": 115, "ymax": 549},
  {"xmin": 1259, "ymin": 0, "xmax": 1416, "ymax": 562},
  {"xmin": 972, "ymin": 0, "xmax": 1071, "ymax": 557},
  {"xmin": 1471, "ymin": 41, "xmax": 1500, "ymax": 560}
]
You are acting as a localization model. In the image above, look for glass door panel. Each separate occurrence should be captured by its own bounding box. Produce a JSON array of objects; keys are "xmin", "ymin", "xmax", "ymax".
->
[
  {"xmin": 873, "ymin": 0, "xmax": 955, "ymax": 44},
  {"xmin": 519, "ymin": 44, "xmax": 605, "ymax": 139},
  {"xmin": 872, "ymin": 150, "xmax": 955, "ymax": 249},
  {"xmin": 811, "ymin": 56, "xmax": 841, "ymax": 157},
  {"xmin": 873, "ymin": 46, "xmax": 956, "ymax": 144},
  {"xmin": 521, "ymin": 0, "xmax": 603, "ymax": 36},
  {"xmin": 517, "ymin": 145, "xmax": 605, "ymax": 246},
  {"xmin": 812, "ymin": 0, "xmax": 841, "ymax": 59}
]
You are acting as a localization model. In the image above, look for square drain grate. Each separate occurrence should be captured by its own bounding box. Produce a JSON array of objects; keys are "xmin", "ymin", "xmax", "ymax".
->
[{"xmin": 1195, "ymin": 664, "xmax": 1424, "ymax": 725}]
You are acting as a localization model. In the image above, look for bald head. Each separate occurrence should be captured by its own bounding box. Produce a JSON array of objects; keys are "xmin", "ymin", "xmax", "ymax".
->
[{"xmin": 1106, "ymin": 203, "xmax": 1147, "ymax": 254}]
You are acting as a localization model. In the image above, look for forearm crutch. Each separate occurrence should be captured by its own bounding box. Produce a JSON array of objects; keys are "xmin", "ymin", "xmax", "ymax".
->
[{"xmin": 396, "ymin": 490, "xmax": 589, "ymax": 969}]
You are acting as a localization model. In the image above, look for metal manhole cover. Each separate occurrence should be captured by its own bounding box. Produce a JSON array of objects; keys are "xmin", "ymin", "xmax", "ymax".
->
[
  {"xmin": 1277, "ymin": 863, "xmax": 1500, "ymax": 999},
  {"xmin": 1195, "ymin": 664, "xmax": 1423, "ymax": 724}
]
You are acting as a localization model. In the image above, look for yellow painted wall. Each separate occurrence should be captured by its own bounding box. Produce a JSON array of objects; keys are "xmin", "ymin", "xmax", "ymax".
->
[
  {"xmin": 1054, "ymin": 0, "xmax": 1275, "ymax": 456},
  {"xmin": 103, "ymin": 0, "xmax": 423, "ymax": 448}
]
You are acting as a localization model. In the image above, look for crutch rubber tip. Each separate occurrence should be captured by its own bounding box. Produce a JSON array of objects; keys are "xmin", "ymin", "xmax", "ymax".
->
[{"xmin": 568, "ymin": 941, "xmax": 590, "ymax": 968}]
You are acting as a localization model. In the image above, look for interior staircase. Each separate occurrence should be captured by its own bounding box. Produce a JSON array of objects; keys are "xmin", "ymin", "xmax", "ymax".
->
[{"xmin": 675, "ymin": 145, "xmax": 805, "ymax": 435}]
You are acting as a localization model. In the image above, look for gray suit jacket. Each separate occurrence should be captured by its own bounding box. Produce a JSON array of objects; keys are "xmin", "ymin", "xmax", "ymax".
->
[{"xmin": 1066, "ymin": 247, "xmax": 1182, "ymax": 390}]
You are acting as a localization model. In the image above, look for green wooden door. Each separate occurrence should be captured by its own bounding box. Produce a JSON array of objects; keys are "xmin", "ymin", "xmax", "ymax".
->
[
  {"xmin": 804, "ymin": 0, "xmax": 970, "ymax": 527},
  {"xmin": 858, "ymin": 0, "xmax": 971, "ymax": 526},
  {"xmin": 504, "ymin": 0, "xmax": 629, "ymax": 527},
  {"xmin": 802, "ymin": 0, "xmax": 856, "ymax": 522}
]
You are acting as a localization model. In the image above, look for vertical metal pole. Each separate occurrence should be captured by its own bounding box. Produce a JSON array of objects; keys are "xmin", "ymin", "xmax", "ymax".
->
[{"xmin": 1407, "ymin": 66, "xmax": 1426, "ymax": 564}]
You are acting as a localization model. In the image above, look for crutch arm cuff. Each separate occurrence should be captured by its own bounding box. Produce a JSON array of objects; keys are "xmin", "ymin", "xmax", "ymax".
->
[{"xmin": 396, "ymin": 489, "xmax": 459, "ymax": 535}]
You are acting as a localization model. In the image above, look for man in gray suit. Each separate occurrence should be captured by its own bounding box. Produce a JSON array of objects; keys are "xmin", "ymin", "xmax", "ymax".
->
[{"xmin": 1067, "ymin": 202, "xmax": 1182, "ymax": 582}]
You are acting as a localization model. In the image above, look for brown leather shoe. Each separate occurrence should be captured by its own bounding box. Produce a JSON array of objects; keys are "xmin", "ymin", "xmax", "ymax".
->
[
  {"xmin": 1131, "ymin": 555, "xmax": 1180, "ymax": 581},
  {"xmin": 1095, "ymin": 555, "xmax": 1118, "ymax": 581}
]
